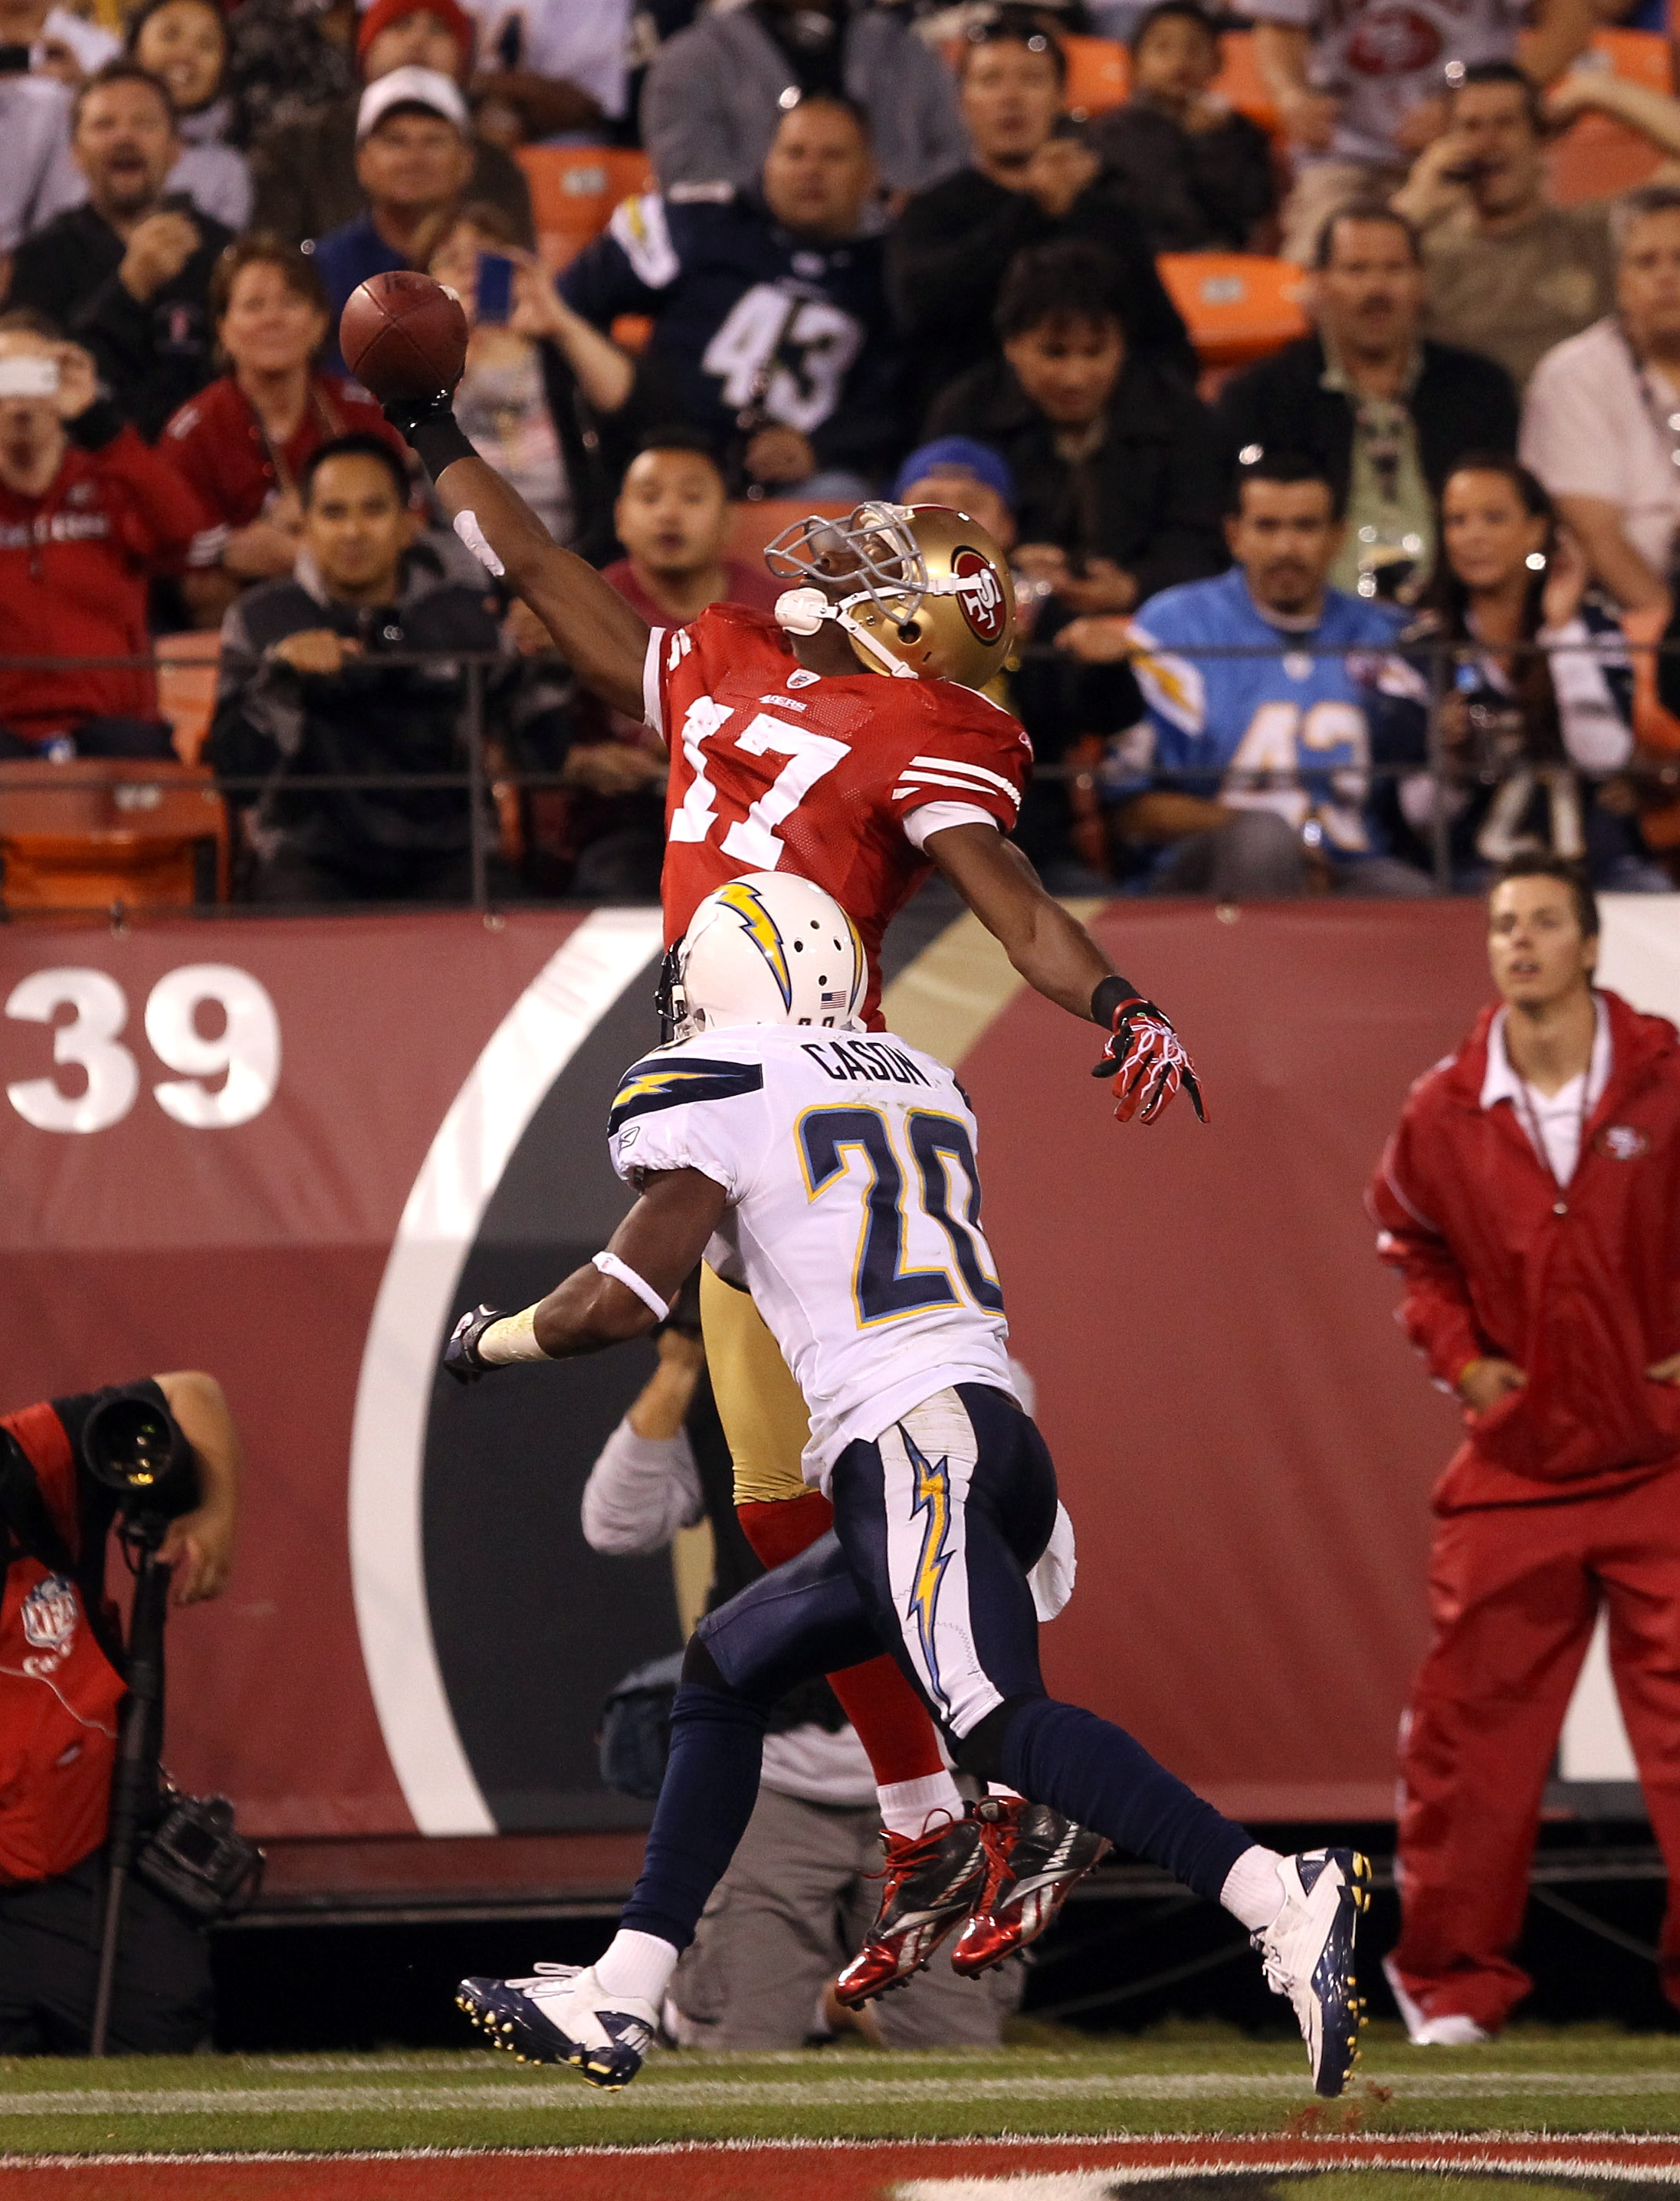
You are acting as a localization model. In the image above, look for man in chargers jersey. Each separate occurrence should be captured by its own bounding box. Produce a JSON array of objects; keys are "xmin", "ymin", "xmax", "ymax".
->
[
  {"xmin": 1065, "ymin": 452, "xmax": 1431, "ymax": 897},
  {"xmin": 376, "ymin": 316, "xmax": 1206, "ymax": 1998},
  {"xmin": 445, "ymin": 874, "xmax": 1370, "ymax": 2100}
]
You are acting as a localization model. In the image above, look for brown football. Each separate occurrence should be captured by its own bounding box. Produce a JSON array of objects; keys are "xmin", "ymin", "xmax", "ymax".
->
[{"xmin": 339, "ymin": 271, "xmax": 468, "ymax": 405}]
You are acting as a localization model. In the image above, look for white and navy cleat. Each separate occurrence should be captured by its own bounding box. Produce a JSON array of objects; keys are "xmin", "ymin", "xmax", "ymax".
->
[
  {"xmin": 457, "ymin": 1962, "xmax": 656, "ymax": 2090},
  {"xmin": 1252, "ymin": 1846, "xmax": 1371, "ymax": 2098}
]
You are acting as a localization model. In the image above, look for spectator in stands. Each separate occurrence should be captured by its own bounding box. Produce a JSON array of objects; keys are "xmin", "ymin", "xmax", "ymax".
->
[
  {"xmin": 607, "ymin": 432, "xmax": 783, "ymax": 629},
  {"xmin": 891, "ymin": 435, "xmax": 1019, "ymax": 555},
  {"xmin": 927, "ymin": 241, "xmax": 1220, "ymax": 882},
  {"xmin": 560, "ymin": 95, "xmax": 905, "ymax": 500},
  {"xmin": 1377, "ymin": 454, "xmax": 1665, "ymax": 888},
  {"xmin": 208, "ymin": 432, "xmax": 508, "ymax": 902},
  {"xmin": 251, "ymin": 0, "xmax": 533, "ymax": 253},
  {"xmin": 463, "ymin": 0, "xmax": 627, "ymax": 149},
  {"xmin": 1215, "ymin": 205, "xmax": 1518, "ymax": 604},
  {"xmin": 1521, "ymin": 183, "xmax": 1680, "ymax": 613},
  {"xmin": 429, "ymin": 206, "xmax": 666, "ymax": 562},
  {"xmin": 641, "ymin": 0, "xmax": 966, "ymax": 199},
  {"xmin": 0, "ymin": 317, "xmax": 206, "ymax": 759},
  {"xmin": 1392, "ymin": 62, "xmax": 1680, "ymax": 389},
  {"xmin": 519, "ymin": 430, "xmax": 776, "ymax": 896},
  {"xmin": 6, "ymin": 63, "xmax": 232, "ymax": 441},
  {"xmin": 161, "ymin": 235, "xmax": 408, "ymax": 625},
  {"xmin": 582, "ymin": 1322, "xmax": 1020, "ymax": 2052},
  {"xmin": 312, "ymin": 68, "xmax": 477, "ymax": 372},
  {"xmin": 225, "ymin": 0, "xmax": 356, "ymax": 147},
  {"xmin": 0, "ymin": 1370, "xmax": 241, "ymax": 2054},
  {"xmin": 929, "ymin": 241, "xmax": 1224, "ymax": 618},
  {"xmin": 126, "ymin": 0, "xmax": 250, "ymax": 228},
  {"xmin": 1062, "ymin": 451, "xmax": 1432, "ymax": 895},
  {"xmin": 0, "ymin": 0, "xmax": 117, "ymax": 85},
  {"xmin": 0, "ymin": 69, "xmax": 78, "ymax": 267},
  {"xmin": 889, "ymin": 8, "xmax": 1191, "ymax": 420},
  {"xmin": 1088, "ymin": 2, "xmax": 1278, "ymax": 254},
  {"xmin": 1245, "ymin": 0, "xmax": 1593, "ymax": 264}
]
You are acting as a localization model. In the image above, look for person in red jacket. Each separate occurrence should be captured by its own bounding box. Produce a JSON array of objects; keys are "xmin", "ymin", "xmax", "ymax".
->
[
  {"xmin": 0, "ymin": 312, "xmax": 208, "ymax": 757},
  {"xmin": 0, "ymin": 1371, "xmax": 240, "ymax": 2053},
  {"xmin": 1369, "ymin": 852, "xmax": 1680, "ymax": 2042}
]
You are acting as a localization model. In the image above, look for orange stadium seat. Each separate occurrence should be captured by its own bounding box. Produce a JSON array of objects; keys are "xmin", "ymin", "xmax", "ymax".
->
[
  {"xmin": 1212, "ymin": 30, "xmax": 1281, "ymax": 135},
  {"xmin": 155, "ymin": 630, "xmax": 221, "ymax": 766},
  {"xmin": 0, "ymin": 759, "xmax": 227, "ymax": 911},
  {"xmin": 1061, "ymin": 34, "xmax": 1128, "ymax": 117},
  {"xmin": 1157, "ymin": 252, "xmax": 1308, "ymax": 368},
  {"xmin": 1545, "ymin": 31, "xmax": 1675, "ymax": 205},
  {"xmin": 518, "ymin": 147, "xmax": 655, "ymax": 272}
]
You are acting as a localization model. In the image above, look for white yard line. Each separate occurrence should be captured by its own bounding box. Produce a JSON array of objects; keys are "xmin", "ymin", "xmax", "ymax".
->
[{"xmin": 5, "ymin": 2071, "xmax": 1680, "ymax": 2119}]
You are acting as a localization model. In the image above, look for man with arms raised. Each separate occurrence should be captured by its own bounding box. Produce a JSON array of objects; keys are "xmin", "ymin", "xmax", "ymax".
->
[
  {"xmin": 369, "ymin": 285, "xmax": 1205, "ymax": 1997},
  {"xmin": 1371, "ymin": 858, "xmax": 1680, "ymax": 2039},
  {"xmin": 444, "ymin": 872, "xmax": 1370, "ymax": 2101}
]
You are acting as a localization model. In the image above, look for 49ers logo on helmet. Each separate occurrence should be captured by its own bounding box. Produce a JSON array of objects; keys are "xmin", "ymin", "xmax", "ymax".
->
[{"xmin": 953, "ymin": 546, "xmax": 1006, "ymax": 645}]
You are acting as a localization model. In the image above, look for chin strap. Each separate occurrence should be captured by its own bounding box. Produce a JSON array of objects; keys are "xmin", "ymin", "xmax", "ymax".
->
[{"xmin": 773, "ymin": 586, "xmax": 917, "ymax": 679}]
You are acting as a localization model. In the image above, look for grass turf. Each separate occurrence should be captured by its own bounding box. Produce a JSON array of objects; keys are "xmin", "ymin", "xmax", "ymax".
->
[{"xmin": 4, "ymin": 2024, "xmax": 1680, "ymax": 2159}]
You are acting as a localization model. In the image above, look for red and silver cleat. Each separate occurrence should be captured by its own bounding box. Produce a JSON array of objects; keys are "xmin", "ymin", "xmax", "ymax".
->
[
  {"xmin": 949, "ymin": 1796, "xmax": 1111, "ymax": 1976},
  {"xmin": 832, "ymin": 1813, "xmax": 987, "ymax": 2008}
]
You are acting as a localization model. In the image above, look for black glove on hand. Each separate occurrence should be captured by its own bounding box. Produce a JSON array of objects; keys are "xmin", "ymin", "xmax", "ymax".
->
[
  {"xmin": 444, "ymin": 1304, "xmax": 510, "ymax": 1386},
  {"xmin": 382, "ymin": 397, "xmax": 478, "ymax": 479},
  {"xmin": 1090, "ymin": 993, "xmax": 1207, "ymax": 1126}
]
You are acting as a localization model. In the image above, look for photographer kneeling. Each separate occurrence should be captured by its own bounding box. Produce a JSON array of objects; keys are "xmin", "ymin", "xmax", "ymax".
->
[{"xmin": 0, "ymin": 1371, "xmax": 240, "ymax": 2055}]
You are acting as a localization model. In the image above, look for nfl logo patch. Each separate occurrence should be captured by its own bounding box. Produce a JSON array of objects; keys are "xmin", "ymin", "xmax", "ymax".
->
[
  {"xmin": 21, "ymin": 1573, "xmax": 78, "ymax": 1653},
  {"xmin": 1595, "ymin": 1124, "xmax": 1650, "ymax": 1161}
]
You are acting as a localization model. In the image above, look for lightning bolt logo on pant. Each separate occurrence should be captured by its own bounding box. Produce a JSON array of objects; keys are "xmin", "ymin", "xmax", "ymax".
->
[{"xmin": 905, "ymin": 1430, "xmax": 953, "ymax": 1717}]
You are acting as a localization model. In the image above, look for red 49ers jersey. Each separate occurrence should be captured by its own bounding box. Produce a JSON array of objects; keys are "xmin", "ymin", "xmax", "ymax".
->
[{"xmin": 646, "ymin": 603, "xmax": 1032, "ymax": 1025}]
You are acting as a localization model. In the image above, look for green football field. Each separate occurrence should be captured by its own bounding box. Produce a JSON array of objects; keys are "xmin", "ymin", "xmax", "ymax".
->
[{"xmin": 5, "ymin": 2022, "xmax": 1680, "ymax": 2160}]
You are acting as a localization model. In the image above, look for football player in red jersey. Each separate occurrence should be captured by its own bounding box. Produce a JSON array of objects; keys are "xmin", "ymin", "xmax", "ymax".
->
[{"xmin": 381, "ymin": 362, "xmax": 1205, "ymax": 1997}]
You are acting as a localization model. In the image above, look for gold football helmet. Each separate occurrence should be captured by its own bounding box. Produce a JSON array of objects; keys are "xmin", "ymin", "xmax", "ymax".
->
[{"xmin": 764, "ymin": 501, "xmax": 1016, "ymax": 690}]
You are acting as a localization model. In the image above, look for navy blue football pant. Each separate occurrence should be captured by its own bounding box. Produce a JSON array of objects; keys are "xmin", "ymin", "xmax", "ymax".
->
[{"xmin": 619, "ymin": 1383, "xmax": 1254, "ymax": 1953}]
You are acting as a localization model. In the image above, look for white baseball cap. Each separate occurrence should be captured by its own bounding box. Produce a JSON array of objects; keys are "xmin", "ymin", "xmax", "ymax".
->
[{"xmin": 356, "ymin": 64, "xmax": 470, "ymax": 139}]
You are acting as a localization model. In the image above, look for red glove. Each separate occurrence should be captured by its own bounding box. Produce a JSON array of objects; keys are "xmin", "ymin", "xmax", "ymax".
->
[{"xmin": 1090, "ymin": 996, "xmax": 1207, "ymax": 1126}]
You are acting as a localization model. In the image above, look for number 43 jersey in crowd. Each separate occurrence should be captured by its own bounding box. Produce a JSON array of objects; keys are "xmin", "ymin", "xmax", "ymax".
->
[
  {"xmin": 609, "ymin": 1024, "xmax": 1016, "ymax": 1488},
  {"xmin": 645, "ymin": 602, "xmax": 1032, "ymax": 1026}
]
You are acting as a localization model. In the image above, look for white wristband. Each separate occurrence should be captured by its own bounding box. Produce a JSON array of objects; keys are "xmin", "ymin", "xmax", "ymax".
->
[{"xmin": 592, "ymin": 1250, "xmax": 670, "ymax": 1322}]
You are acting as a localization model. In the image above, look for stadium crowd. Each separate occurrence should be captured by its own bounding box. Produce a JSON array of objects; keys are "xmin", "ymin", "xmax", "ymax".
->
[{"xmin": 3, "ymin": 0, "xmax": 1680, "ymax": 899}]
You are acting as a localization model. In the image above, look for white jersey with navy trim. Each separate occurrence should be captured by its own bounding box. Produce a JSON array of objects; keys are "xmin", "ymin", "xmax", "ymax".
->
[{"xmin": 606, "ymin": 1025, "xmax": 1016, "ymax": 1488}]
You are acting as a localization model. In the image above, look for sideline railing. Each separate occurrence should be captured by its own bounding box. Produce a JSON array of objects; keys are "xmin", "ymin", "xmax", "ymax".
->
[{"xmin": 1, "ymin": 635, "xmax": 1676, "ymax": 914}]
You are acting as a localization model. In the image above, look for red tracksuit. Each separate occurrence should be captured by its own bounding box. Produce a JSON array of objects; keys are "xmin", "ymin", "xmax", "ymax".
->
[
  {"xmin": 0, "ymin": 421, "xmax": 208, "ymax": 742},
  {"xmin": 1369, "ymin": 988, "xmax": 1680, "ymax": 2028}
]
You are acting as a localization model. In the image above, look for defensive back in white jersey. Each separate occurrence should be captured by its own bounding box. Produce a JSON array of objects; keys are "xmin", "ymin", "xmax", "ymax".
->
[{"xmin": 607, "ymin": 1025, "xmax": 1017, "ymax": 1489}]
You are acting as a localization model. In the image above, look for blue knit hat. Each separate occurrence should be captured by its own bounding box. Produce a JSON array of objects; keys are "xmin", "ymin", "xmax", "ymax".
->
[{"xmin": 891, "ymin": 437, "xmax": 1016, "ymax": 510}]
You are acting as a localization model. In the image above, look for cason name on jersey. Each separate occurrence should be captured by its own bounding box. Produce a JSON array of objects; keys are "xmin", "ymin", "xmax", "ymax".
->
[{"xmin": 606, "ymin": 1025, "xmax": 1016, "ymax": 1488}]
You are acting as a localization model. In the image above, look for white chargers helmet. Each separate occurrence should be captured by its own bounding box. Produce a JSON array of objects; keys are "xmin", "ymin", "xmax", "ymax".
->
[{"xmin": 673, "ymin": 873, "xmax": 868, "ymax": 1040}]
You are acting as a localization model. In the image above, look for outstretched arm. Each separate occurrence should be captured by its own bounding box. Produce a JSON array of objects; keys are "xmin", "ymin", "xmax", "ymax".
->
[
  {"xmin": 445, "ymin": 1169, "xmax": 728, "ymax": 1378},
  {"xmin": 925, "ymin": 822, "xmax": 1206, "ymax": 1123},
  {"xmin": 925, "ymin": 821, "xmax": 1112, "ymax": 1019},
  {"xmin": 392, "ymin": 409, "xmax": 651, "ymax": 719}
]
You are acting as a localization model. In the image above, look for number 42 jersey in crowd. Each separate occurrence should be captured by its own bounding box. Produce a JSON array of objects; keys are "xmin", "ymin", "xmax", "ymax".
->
[
  {"xmin": 645, "ymin": 602, "xmax": 1032, "ymax": 1026},
  {"xmin": 609, "ymin": 1024, "xmax": 1016, "ymax": 1488}
]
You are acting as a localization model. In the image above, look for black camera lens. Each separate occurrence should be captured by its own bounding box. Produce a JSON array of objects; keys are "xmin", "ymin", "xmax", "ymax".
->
[{"xmin": 82, "ymin": 1392, "xmax": 198, "ymax": 1522}]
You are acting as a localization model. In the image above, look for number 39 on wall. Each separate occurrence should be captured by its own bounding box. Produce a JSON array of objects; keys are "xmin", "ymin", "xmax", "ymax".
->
[{"xmin": 5, "ymin": 965, "xmax": 281, "ymax": 1133}]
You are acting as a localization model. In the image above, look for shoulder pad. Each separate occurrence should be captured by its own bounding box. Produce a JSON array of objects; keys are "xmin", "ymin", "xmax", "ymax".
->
[{"xmin": 609, "ymin": 1053, "xmax": 765, "ymax": 1135}]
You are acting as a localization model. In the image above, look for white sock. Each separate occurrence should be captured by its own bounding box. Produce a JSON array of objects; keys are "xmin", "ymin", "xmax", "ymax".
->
[
  {"xmin": 1220, "ymin": 1844, "xmax": 1287, "ymax": 1932},
  {"xmin": 592, "ymin": 1928, "xmax": 679, "ymax": 2006},
  {"xmin": 878, "ymin": 1770, "xmax": 964, "ymax": 1839}
]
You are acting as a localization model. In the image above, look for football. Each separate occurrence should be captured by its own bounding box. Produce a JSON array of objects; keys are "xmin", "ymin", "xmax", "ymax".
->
[{"xmin": 338, "ymin": 271, "xmax": 468, "ymax": 405}]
